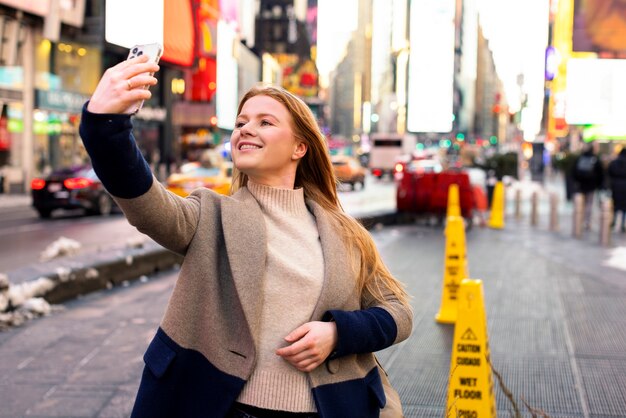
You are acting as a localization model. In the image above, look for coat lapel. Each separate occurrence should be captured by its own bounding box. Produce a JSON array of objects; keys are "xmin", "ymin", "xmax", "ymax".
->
[
  {"xmin": 307, "ymin": 200, "xmax": 358, "ymax": 320},
  {"xmin": 221, "ymin": 189, "xmax": 267, "ymax": 342}
]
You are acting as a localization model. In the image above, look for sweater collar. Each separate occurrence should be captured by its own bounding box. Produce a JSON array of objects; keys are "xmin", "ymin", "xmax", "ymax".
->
[{"xmin": 246, "ymin": 180, "xmax": 308, "ymax": 216}]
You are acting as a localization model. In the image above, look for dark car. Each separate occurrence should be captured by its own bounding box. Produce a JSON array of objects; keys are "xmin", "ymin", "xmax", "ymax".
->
[{"xmin": 31, "ymin": 165, "xmax": 116, "ymax": 218}]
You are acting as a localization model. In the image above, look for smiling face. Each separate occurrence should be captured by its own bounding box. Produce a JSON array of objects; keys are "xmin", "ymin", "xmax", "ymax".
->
[{"xmin": 231, "ymin": 95, "xmax": 307, "ymax": 188}]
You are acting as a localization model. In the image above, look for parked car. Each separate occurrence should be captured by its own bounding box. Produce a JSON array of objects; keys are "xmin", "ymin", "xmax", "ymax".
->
[
  {"xmin": 31, "ymin": 165, "xmax": 116, "ymax": 218},
  {"xmin": 331, "ymin": 155, "xmax": 366, "ymax": 190},
  {"xmin": 166, "ymin": 161, "xmax": 232, "ymax": 197}
]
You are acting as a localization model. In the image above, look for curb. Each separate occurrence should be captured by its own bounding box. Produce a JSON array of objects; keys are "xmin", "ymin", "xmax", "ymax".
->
[
  {"xmin": 44, "ymin": 243, "xmax": 184, "ymax": 304},
  {"xmin": 3, "ymin": 212, "xmax": 399, "ymax": 307}
]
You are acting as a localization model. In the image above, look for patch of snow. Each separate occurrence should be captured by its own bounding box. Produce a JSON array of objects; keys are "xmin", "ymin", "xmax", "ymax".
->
[
  {"xmin": 603, "ymin": 246, "xmax": 626, "ymax": 271},
  {"xmin": 125, "ymin": 255, "xmax": 133, "ymax": 265},
  {"xmin": 21, "ymin": 297, "xmax": 51, "ymax": 315},
  {"xmin": 0, "ymin": 294, "xmax": 8, "ymax": 312},
  {"xmin": 0, "ymin": 300, "xmax": 60, "ymax": 330},
  {"xmin": 0, "ymin": 276, "xmax": 60, "ymax": 329},
  {"xmin": 7, "ymin": 277, "xmax": 55, "ymax": 307},
  {"xmin": 0, "ymin": 274, "xmax": 8, "ymax": 312},
  {"xmin": 85, "ymin": 268, "xmax": 99, "ymax": 279},
  {"xmin": 0, "ymin": 273, "xmax": 8, "ymax": 289},
  {"xmin": 126, "ymin": 237, "xmax": 146, "ymax": 248},
  {"xmin": 55, "ymin": 267, "xmax": 72, "ymax": 282},
  {"xmin": 40, "ymin": 236, "xmax": 82, "ymax": 261}
]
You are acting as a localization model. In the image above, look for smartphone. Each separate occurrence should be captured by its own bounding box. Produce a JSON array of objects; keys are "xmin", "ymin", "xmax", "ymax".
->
[{"xmin": 126, "ymin": 43, "xmax": 163, "ymax": 113}]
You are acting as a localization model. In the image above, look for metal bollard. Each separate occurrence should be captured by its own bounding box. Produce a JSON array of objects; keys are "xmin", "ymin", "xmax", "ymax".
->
[
  {"xmin": 514, "ymin": 188, "xmax": 522, "ymax": 219},
  {"xmin": 549, "ymin": 192, "xmax": 559, "ymax": 231},
  {"xmin": 573, "ymin": 193, "xmax": 584, "ymax": 238},
  {"xmin": 599, "ymin": 198, "xmax": 614, "ymax": 247},
  {"xmin": 530, "ymin": 191, "xmax": 539, "ymax": 227}
]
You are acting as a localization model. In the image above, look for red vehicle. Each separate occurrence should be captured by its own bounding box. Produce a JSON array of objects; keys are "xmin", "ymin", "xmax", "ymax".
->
[{"xmin": 396, "ymin": 167, "xmax": 474, "ymax": 225}]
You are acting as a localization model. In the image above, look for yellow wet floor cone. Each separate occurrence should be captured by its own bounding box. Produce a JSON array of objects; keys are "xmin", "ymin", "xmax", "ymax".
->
[
  {"xmin": 445, "ymin": 279, "xmax": 496, "ymax": 418},
  {"xmin": 447, "ymin": 183, "xmax": 461, "ymax": 218},
  {"xmin": 435, "ymin": 215, "xmax": 468, "ymax": 324},
  {"xmin": 488, "ymin": 181, "xmax": 505, "ymax": 229}
]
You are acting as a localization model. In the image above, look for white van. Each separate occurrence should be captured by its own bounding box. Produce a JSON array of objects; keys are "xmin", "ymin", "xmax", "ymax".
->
[{"xmin": 368, "ymin": 133, "xmax": 417, "ymax": 179}]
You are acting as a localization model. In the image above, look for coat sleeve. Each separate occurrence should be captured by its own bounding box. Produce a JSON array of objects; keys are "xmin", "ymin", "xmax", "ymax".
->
[
  {"xmin": 323, "ymin": 276, "xmax": 413, "ymax": 359},
  {"xmin": 79, "ymin": 103, "xmax": 202, "ymax": 255}
]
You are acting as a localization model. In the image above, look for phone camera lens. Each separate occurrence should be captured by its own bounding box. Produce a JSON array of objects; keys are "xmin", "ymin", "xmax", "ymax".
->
[
  {"xmin": 132, "ymin": 47, "xmax": 138, "ymax": 54},
  {"xmin": 138, "ymin": 51, "xmax": 144, "ymax": 56}
]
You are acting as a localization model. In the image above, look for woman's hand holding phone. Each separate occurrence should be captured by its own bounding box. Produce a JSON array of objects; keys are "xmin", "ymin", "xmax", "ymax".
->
[{"xmin": 87, "ymin": 53, "xmax": 160, "ymax": 115}]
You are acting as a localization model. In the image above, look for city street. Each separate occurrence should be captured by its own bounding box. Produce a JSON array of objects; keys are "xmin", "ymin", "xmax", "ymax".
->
[
  {"xmin": 0, "ymin": 0, "xmax": 624, "ymax": 416},
  {"xmin": 1, "ymin": 176, "xmax": 626, "ymax": 417}
]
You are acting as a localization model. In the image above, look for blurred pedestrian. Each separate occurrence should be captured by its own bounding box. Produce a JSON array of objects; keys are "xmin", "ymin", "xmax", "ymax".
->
[
  {"xmin": 79, "ymin": 55, "xmax": 412, "ymax": 418},
  {"xmin": 608, "ymin": 148, "xmax": 626, "ymax": 232},
  {"xmin": 571, "ymin": 145, "xmax": 604, "ymax": 230}
]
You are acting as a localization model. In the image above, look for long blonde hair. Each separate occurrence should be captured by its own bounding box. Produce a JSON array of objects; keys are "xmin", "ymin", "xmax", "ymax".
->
[{"xmin": 231, "ymin": 85, "xmax": 409, "ymax": 307}]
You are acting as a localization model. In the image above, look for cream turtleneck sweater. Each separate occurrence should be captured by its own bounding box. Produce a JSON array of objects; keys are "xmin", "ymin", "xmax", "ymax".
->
[{"xmin": 236, "ymin": 180, "xmax": 324, "ymax": 412}]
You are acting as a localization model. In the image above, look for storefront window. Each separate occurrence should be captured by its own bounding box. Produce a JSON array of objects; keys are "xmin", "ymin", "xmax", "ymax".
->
[
  {"xmin": 31, "ymin": 35, "xmax": 99, "ymax": 172},
  {"xmin": 54, "ymin": 42, "xmax": 101, "ymax": 95},
  {"xmin": 35, "ymin": 35, "xmax": 101, "ymax": 95}
]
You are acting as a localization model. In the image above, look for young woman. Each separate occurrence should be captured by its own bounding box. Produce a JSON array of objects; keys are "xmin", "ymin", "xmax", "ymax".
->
[{"xmin": 80, "ymin": 54, "xmax": 413, "ymax": 418}]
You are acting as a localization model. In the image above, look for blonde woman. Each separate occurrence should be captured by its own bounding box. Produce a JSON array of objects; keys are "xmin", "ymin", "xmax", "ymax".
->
[{"xmin": 80, "ymin": 54, "xmax": 413, "ymax": 418}]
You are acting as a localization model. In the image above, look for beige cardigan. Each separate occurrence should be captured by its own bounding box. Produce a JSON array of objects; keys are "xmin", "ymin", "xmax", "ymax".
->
[{"xmin": 117, "ymin": 179, "xmax": 413, "ymax": 415}]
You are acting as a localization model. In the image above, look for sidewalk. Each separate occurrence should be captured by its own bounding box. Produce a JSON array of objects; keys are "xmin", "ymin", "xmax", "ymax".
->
[
  {"xmin": 505, "ymin": 173, "xmax": 626, "ymax": 289},
  {"xmin": 373, "ymin": 182, "xmax": 626, "ymax": 417},
  {"xmin": 0, "ymin": 193, "xmax": 30, "ymax": 210}
]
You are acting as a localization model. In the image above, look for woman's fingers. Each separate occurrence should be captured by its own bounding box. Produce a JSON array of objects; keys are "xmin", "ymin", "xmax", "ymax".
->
[
  {"xmin": 280, "ymin": 349, "xmax": 320, "ymax": 372},
  {"xmin": 293, "ymin": 357, "xmax": 319, "ymax": 372},
  {"xmin": 124, "ymin": 62, "xmax": 160, "ymax": 81},
  {"xmin": 87, "ymin": 55, "xmax": 159, "ymax": 115},
  {"xmin": 275, "ymin": 321, "xmax": 337, "ymax": 372},
  {"xmin": 126, "ymin": 73, "xmax": 158, "ymax": 91}
]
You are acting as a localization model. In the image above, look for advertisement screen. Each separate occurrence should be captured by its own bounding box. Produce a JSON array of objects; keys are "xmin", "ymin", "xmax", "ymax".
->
[
  {"xmin": 406, "ymin": 0, "xmax": 455, "ymax": 133},
  {"xmin": 572, "ymin": 0, "xmax": 626, "ymax": 54},
  {"xmin": 565, "ymin": 58, "xmax": 626, "ymax": 125},
  {"xmin": 216, "ymin": 21, "xmax": 238, "ymax": 130},
  {"xmin": 105, "ymin": 0, "xmax": 164, "ymax": 48}
]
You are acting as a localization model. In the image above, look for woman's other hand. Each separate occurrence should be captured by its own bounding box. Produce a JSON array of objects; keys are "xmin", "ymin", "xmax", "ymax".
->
[
  {"xmin": 87, "ymin": 55, "xmax": 159, "ymax": 115},
  {"xmin": 276, "ymin": 321, "xmax": 338, "ymax": 372}
]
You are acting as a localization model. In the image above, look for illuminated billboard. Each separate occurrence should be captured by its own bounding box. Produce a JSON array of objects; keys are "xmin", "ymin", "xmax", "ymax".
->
[
  {"xmin": 565, "ymin": 58, "xmax": 626, "ymax": 125},
  {"xmin": 572, "ymin": 0, "xmax": 626, "ymax": 54},
  {"xmin": 406, "ymin": 0, "xmax": 455, "ymax": 133},
  {"xmin": 106, "ymin": 0, "xmax": 164, "ymax": 48},
  {"xmin": 216, "ymin": 21, "xmax": 238, "ymax": 130}
]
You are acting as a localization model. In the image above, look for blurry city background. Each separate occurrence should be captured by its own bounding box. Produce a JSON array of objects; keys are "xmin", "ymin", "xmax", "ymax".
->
[{"xmin": 0, "ymin": 0, "xmax": 623, "ymax": 193}]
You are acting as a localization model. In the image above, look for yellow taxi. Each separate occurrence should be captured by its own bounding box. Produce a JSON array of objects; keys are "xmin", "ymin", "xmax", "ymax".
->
[
  {"xmin": 331, "ymin": 155, "xmax": 366, "ymax": 190},
  {"xmin": 166, "ymin": 161, "xmax": 232, "ymax": 197}
]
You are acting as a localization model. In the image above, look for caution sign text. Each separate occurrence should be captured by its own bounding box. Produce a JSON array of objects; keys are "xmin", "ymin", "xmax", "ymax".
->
[
  {"xmin": 445, "ymin": 280, "xmax": 496, "ymax": 417},
  {"xmin": 435, "ymin": 214, "xmax": 468, "ymax": 323}
]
